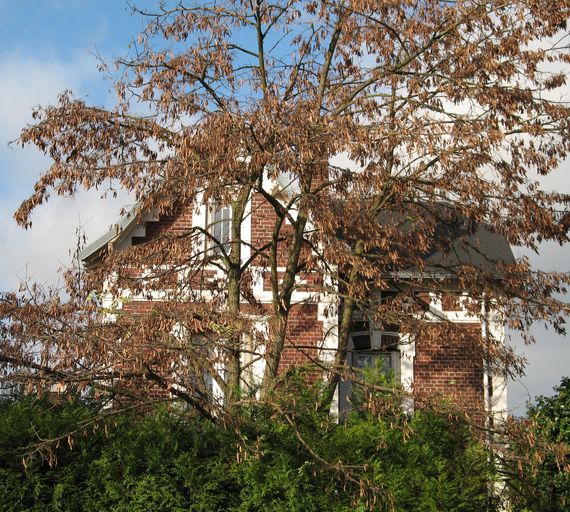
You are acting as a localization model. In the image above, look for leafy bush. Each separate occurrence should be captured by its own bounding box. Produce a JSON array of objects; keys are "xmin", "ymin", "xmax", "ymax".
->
[
  {"xmin": 507, "ymin": 377, "xmax": 570, "ymax": 512},
  {"xmin": 0, "ymin": 396, "xmax": 104, "ymax": 511},
  {"xmin": 0, "ymin": 392, "xmax": 494, "ymax": 511}
]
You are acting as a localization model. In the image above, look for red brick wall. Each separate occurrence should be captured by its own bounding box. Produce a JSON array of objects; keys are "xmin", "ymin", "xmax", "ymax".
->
[
  {"xmin": 122, "ymin": 300, "xmax": 155, "ymax": 314},
  {"xmin": 122, "ymin": 300, "xmax": 323, "ymax": 364},
  {"xmin": 108, "ymin": 300, "xmax": 172, "ymax": 400},
  {"xmin": 115, "ymin": 195, "xmax": 488, "ymax": 407},
  {"xmin": 413, "ymin": 323, "xmax": 484, "ymax": 409},
  {"xmin": 251, "ymin": 192, "xmax": 277, "ymax": 248},
  {"xmin": 250, "ymin": 192, "xmax": 302, "ymax": 268},
  {"xmin": 120, "ymin": 192, "xmax": 326, "ymax": 382},
  {"xmin": 278, "ymin": 304, "xmax": 322, "ymax": 379},
  {"xmin": 139, "ymin": 203, "xmax": 193, "ymax": 242}
]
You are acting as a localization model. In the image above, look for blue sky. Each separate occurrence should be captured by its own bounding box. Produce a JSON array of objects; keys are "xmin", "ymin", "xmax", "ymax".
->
[
  {"xmin": 0, "ymin": 0, "xmax": 568, "ymax": 412},
  {"xmin": 0, "ymin": 0, "xmax": 140, "ymax": 287},
  {"xmin": 1, "ymin": 1, "xmax": 134, "ymax": 61}
]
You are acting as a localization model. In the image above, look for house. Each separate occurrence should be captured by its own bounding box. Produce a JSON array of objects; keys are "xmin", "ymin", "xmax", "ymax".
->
[{"xmin": 80, "ymin": 181, "xmax": 514, "ymax": 419}]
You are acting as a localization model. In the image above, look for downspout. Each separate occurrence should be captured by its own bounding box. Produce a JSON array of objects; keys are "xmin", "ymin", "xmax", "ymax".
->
[{"xmin": 483, "ymin": 298, "xmax": 494, "ymax": 430}]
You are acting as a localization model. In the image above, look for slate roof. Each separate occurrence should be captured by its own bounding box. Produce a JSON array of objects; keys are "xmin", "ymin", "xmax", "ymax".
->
[
  {"xmin": 79, "ymin": 209, "xmax": 141, "ymax": 264},
  {"xmin": 422, "ymin": 223, "xmax": 514, "ymax": 271},
  {"xmin": 370, "ymin": 205, "xmax": 515, "ymax": 277},
  {"xmin": 80, "ymin": 200, "xmax": 515, "ymax": 275}
]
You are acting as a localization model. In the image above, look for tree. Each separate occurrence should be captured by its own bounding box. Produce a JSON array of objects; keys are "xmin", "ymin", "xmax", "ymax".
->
[
  {"xmin": 503, "ymin": 377, "xmax": 570, "ymax": 511},
  {"xmin": 1, "ymin": 0, "xmax": 569, "ymax": 425}
]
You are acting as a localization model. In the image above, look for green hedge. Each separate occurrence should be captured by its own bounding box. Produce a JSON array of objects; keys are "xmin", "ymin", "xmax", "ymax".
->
[{"xmin": 0, "ymin": 396, "xmax": 493, "ymax": 511}]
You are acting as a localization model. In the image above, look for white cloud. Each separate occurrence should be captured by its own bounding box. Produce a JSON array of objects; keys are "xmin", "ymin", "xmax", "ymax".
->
[
  {"xmin": 509, "ymin": 327, "xmax": 569, "ymax": 413},
  {"xmin": 0, "ymin": 190, "xmax": 130, "ymax": 291},
  {"xmin": 0, "ymin": 50, "xmax": 131, "ymax": 291},
  {"xmin": 0, "ymin": 52, "xmax": 96, "ymax": 141}
]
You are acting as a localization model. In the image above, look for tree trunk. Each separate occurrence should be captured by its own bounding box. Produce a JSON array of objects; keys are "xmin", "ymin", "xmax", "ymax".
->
[
  {"xmin": 320, "ymin": 240, "xmax": 364, "ymax": 411},
  {"xmin": 224, "ymin": 187, "xmax": 251, "ymax": 407},
  {"xmin": 259, "ymin": 209, "xmax": 308, "ymax": 400}
]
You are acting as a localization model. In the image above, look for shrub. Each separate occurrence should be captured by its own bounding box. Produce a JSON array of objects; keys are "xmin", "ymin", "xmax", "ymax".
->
[{"xmin": 0, "ymin": 391, "xmax": 494, "ymax": 511}]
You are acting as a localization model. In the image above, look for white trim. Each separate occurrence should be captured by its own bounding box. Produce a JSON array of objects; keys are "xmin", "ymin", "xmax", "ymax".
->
[
  {"xmin": 192, "ymin": 191, "xmax": 208, "ymax": 258},
  {"xmin": 399, "ymin": 334, "xmax": 415, "ymax": 413},
  {"xmin": 483, "ymin": 306, "xmax": 508, "ymax": 422},
  {"xmin": 242, "ymin": 191, "xmax": 252, "ymax": 263}
]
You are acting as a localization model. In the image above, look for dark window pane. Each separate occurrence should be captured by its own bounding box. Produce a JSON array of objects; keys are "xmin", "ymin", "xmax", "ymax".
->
[
  {"xmin": 381, "ymin": 334, "xmax": 399, "ymax": 349},
  {"xmin": 352, "ymin": 333, "xmax": 371, "ymax": 350},
  {"xmin": 350, "ymin": 320, "xmax": 369, "ymax": 332}
]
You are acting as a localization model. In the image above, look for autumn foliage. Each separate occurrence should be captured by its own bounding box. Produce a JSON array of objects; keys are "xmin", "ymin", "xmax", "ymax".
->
[{"xmin": 1, "ymin": 2, "xmax": 569, "ymax": 491}]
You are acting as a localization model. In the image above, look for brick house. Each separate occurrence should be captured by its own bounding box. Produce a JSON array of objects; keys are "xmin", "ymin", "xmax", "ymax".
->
[{"xmin": 80, "ymin": 183, "xmax": 513, "ymax": 418}]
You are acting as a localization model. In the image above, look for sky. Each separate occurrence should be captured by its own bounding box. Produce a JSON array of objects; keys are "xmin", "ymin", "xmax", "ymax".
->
[{"xmin": 0, "ymin": 0, "xmax": 568, "ymax": 413}]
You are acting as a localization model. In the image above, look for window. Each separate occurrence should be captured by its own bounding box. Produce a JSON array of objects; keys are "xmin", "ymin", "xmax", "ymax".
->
[
  {"xmin": 352, "ymin": 351, "xmax": 398, "ymax": 375},
  {"xmin": 349, "ymin": 306, "xmax": 400, "ymax": 377},
  {"xmin": 207, "ymin": 204, "xmax": 231, "ymax": 254}
]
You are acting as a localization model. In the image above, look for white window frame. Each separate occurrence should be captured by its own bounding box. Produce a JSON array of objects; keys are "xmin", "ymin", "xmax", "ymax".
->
[{"xmin": 349, "ymin": 311, "xmax": 401, "ymax": 379}]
